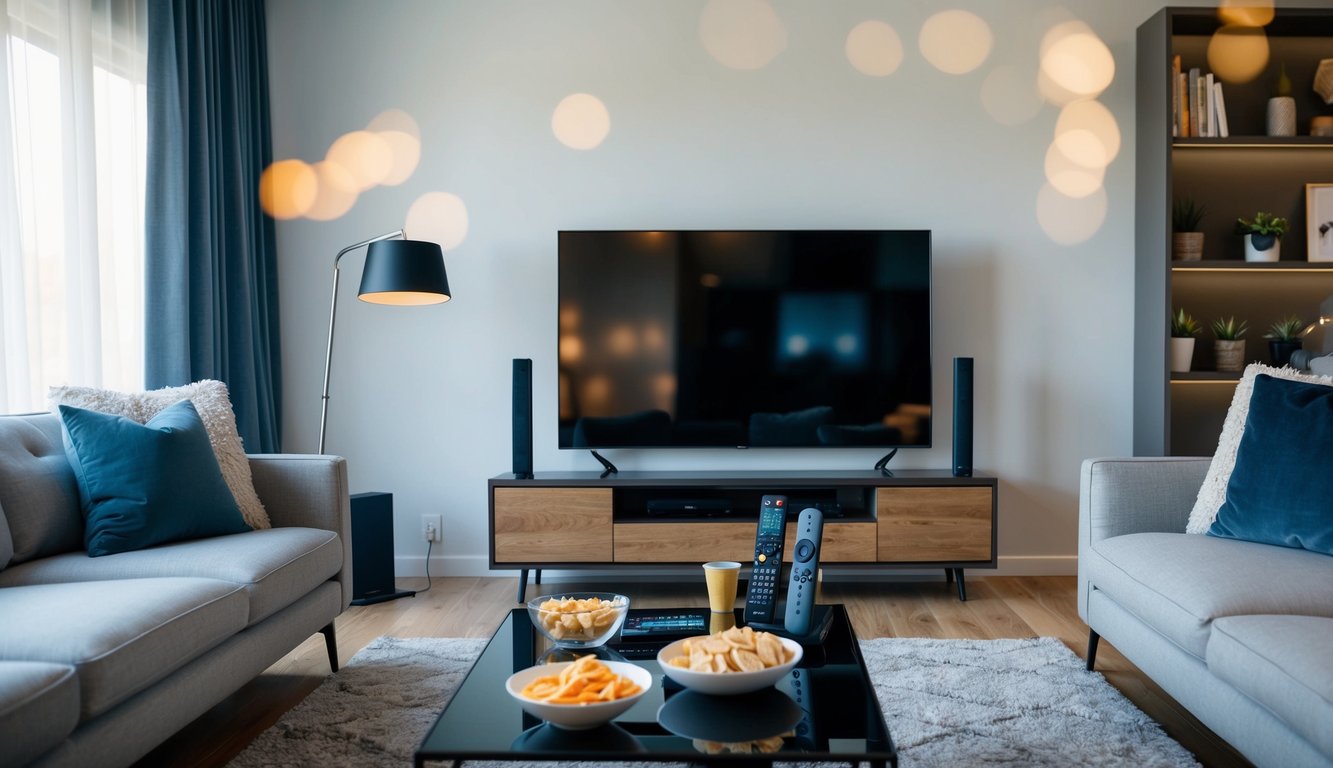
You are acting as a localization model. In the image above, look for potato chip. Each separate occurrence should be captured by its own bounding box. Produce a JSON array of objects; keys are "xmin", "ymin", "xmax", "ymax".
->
[{"xmin": 519, "ymin": 655, "xmax": 642, "ymax": 704}]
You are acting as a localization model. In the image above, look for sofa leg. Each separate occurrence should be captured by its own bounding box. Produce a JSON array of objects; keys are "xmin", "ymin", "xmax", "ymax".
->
[
  {"xmin": 320, "ymin": 622, "xmax": 339, "ymax": 673},
  {"xmin": 1086, "ymin": 629, "xmax": 1100, "ymax": 671}
]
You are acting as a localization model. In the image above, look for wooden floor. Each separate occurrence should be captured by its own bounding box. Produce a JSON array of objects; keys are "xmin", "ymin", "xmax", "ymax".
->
[{"xmin": 135, "ymin": 575, "xmax": 1250, "ymax": 767}]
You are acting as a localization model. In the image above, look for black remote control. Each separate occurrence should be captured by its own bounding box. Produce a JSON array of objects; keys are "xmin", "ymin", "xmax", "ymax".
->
[
  {"xmin": 743, "ymin": 495, "xmax": 788, "ymax": 624},
  {"xmin": 783, "ymin": 507, "xmax": 824, "ymax": 635}
]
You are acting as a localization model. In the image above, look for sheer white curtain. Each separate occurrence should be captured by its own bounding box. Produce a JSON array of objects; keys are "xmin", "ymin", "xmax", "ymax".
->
[{"xmin": 0, "ymin": 0, "xmax": 146, "ymax": 414}]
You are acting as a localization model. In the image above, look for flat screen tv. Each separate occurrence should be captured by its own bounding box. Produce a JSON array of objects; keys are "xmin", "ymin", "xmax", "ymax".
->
[{"xmin": 557, "ymin": 230, "xmax": 931, "ymax": 449}]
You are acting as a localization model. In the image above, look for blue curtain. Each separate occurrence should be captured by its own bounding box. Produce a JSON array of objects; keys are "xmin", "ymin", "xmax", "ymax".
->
[{"xmin": 145, "ymin": 0, "xmax": 282, "ymax": 453}]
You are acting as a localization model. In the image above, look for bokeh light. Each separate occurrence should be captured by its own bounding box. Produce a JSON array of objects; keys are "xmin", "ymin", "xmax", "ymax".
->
[
  {"xmin": 258, "ymin": 159, "xmax": 317, "ymax": 220},
  {"xmin": 845, "ymin": 20, "xmax": 903, "ymax": 77},
  {"xmin": 1040, "ymin": 21, "xmax": 1115, "ymax": 100},
  {"xmin": 919, "ymin": 10, "xmax": 993, "ymax": 75},
  {"xmin": 699, "ymin": 0, "xmax": 787, "ymax": 71},
  {"xmin": 325, "ymin": 130, "xmax": 392, "ymax": 191},
  {"xmin": 405, "ymin": 191, "xmax": 469, "ymax": 251},
  {"xmin": 1207, "ymin": 25, "xmax": 1270, "ymax": 84},
  {"xmin": 376, "ymin": 130, "xmax": 421, "ymax": 186},
  {"xmin": 551, "ymin": 93, "xmax": 611, "ymax": 150},
  {"xmin": 1053, "ymin": 99, "xmax": 1120, "ymax": 169},
  {"xmin": 1036, "ymin": 183, "xmax": 1108, "ymax": 245},
  {"xmin": 1217, "ymin": 1, "xmax": 1275, "ymax": 28},
  {"xmin": 367, "ymin": 108, "xmax": 421, "ymax": 140},
  {"xmin": 981, "ymin": 66, "xmax": 1044, "ymax": 125},
  {"xmin": 1044, "ymin": 142, "xmax": 1105, "ymax": 198},
  {"xmin": 304, "ymin": 161, "xmax": 359, "ymax": 221}
]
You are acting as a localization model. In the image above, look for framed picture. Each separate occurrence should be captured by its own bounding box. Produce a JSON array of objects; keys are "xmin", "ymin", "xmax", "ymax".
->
[{"xmin": 1308, "ymin": 183, "xmax": 1333, "ymax": 262}]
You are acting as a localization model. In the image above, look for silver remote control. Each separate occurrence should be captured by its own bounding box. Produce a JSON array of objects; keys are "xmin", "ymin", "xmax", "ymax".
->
[{"xmin": 783, "ymin": 507, "xmax": 823, "ymax": 635}]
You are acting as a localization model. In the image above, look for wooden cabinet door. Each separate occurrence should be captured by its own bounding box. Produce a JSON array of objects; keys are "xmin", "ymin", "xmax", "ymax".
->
[
  {"xmin": 493, "ymin": 487, "xmax": 612, "ymax": 563},
  {"xmin": 876, "ymin": 487, "xmax": 992, "ymax": 562}
]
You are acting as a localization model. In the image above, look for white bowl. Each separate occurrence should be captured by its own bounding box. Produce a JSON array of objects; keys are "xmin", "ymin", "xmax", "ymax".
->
[
  {"xmin": 527, "ymin": 593, "xmax": 630, "ymax": 649},
  {"xmin": 657, "ymin": 635, "xmax": 803, "ymax": 695},
  {"xmin": 505, "ymin": 660, "xmax": 652, "ymax": 730}
]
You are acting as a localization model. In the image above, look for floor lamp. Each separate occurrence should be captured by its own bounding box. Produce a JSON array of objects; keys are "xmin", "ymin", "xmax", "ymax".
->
[
  {"xmin": 320, "ymin": 229, "xmax": 451, "ymax": 454},
  {"xmin": 320, "ymin": 230, "xmax": 450, "ymax": 606}
]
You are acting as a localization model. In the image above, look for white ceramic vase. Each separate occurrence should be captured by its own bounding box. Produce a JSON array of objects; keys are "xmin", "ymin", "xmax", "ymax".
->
[
  {"xmin": 1267, "ymin": 97, "xmax": 1296, "ymax": 137},
  {"xmin": 1170, "ymin": 337, "xmax": 1196, "ymax": 373},
  {"xmin": 1244, "ymin": 234, "xmax": 1280, "ymax": 262}
]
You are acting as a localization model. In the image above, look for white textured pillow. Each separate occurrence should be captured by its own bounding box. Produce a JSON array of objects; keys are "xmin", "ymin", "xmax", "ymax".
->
[
  {"xmin": 1186, "ymin": 363, "xmax": 1333, "ymax": 533},
  {"xmin": 48, "ymin": 380, "xmax": 271, "ymax": 529}
]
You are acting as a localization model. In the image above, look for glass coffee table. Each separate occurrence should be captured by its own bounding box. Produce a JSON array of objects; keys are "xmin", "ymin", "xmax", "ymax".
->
[{"xmin": 414, "ymin": 604, "xmax": 896, "ymax": 767}]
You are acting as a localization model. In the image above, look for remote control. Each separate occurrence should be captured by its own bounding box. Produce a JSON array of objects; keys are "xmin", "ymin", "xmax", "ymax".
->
[
  {"xmin": 783, "ymin": 507, "xmax": 824, "ymax": 635},
  {"xmin": 743, "ymin": 494, "xmax": 788, "ymax": 624}
]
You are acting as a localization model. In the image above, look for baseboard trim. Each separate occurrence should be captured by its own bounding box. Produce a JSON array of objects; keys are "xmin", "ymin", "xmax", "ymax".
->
[{"xmin": 394, "ymin": 554, "xmax": 1078, "ymax": 579}]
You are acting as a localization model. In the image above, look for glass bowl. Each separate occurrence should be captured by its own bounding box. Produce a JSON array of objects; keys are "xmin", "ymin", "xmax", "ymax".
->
[{"xmin": 527, "ymin": 592, "xmax": 630, "ymax": 648}]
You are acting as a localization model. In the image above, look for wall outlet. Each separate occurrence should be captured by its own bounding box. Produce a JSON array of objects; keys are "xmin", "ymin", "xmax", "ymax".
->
[{"xmin": 421, "ymin": 514, "xmax": 442, "ymax": 542}]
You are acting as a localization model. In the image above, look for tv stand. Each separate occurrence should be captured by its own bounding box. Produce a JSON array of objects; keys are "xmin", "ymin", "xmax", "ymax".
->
[
  {"xmin": 873, "ymin": 449, "xmax": 898, "ymax": 475},
  {"xmin": 490, "ymin": 469, "xmax": 996, "ymax": 602},
  {"xmin": 589, "ymin": 450, "xmax": 618, "ymax": 478}
]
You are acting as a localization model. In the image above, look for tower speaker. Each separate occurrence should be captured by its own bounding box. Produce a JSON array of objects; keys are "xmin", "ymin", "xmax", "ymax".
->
[
  {"xmin": 512, "ymin": 358, "xmax": 533, "ymax": 478},
  {"xmin": 350, "ymin": 492, "xmax": 416, "ymax": 606},
  {"xmin": 952, "ymin": 357, "xmax": 974, "ymax": 477}
]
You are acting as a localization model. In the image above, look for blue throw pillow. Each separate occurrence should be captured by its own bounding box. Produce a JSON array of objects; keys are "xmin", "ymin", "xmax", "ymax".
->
[
  {"xmin": 59, "ymin": 399, "xmax": 249, "ymax": 557},
  {"xmin": 1208, "ymin": 374, "xmax": 1333, "ymax": 555}
]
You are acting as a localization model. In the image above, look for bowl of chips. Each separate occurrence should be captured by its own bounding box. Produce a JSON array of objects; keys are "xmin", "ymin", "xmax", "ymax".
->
[
  {"xmin": 657, "ymin": 626, "xmax": 802, "ymax": 695},
  {"xmin": 527, "ymin": 593, "xmax": 630, "ymax": 648},
  {"xmin": 506, "ymin": 655, "xmax": 652, "ymax": 730}
]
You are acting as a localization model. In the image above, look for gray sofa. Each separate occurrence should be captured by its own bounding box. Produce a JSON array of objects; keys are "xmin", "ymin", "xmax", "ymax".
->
[
  {"xmin": 1078, "ymin": 457, "xmax": 1333, "ymax": 768},
  {"xmin": 0, "ymin": 412, "xmax": 351, "ymax": 768}
]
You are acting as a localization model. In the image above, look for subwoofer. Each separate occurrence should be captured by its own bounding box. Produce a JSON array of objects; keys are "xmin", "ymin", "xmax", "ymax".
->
[{"xmin": 350, "ymin": 492, "xmax": 416, "ymax": 605}]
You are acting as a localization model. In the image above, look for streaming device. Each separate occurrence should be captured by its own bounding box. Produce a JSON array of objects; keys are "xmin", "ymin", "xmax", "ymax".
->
[
  {"xmin": 783, "ymin": 507, "xmax": 824, "ymax": 636},
  {"xmin": 743, "ymin": 494, "xmax": 788, "ymax": 624}
]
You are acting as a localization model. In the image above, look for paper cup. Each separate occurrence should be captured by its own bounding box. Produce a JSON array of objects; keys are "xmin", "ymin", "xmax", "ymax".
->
[{"xmin": 702, "ymin": 561, "xmax": 741, "ymax": 613}]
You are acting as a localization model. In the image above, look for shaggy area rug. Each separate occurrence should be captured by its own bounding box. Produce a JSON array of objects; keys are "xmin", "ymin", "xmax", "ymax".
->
[{"xmin": 229, "ymin": 636, "xmax": 1198, "ymax": 768}]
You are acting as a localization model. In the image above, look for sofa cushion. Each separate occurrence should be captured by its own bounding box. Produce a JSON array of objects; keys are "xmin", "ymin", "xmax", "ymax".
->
[
  {"xmin": 50, "ymin": 380, "xmax": 271, "ymax": 529},
  {"xmin": 0, "ymin": 661, "xmax": 79, "ymax": 767},
  {"xmin": 0, "ymin": 502, "xmax": 13, "ymax": 570},
  {"xmin": 1188, "ymin": 363, "xmax": 1333, "ymax": 534},
  {"xmin": 60, "ymin": 401, "xmax": 251, "ymax": 557},
  {"xmin": 1208, "ymin": 374, "xmax": 1333, "ymax": 555},
  {"xmin": 1207, "ymin": 615, "xmax": 1333, "ymax": 757},
  {"xmin": 1088, "ymin": 532, "xmax": 1333, "ymax": 659},
  {"xmin": 0, "ymin": 413, "xmax": 83, "ymax": 563},
  {"xmin": 0, "ymin": 577, "xmax": 248, "ymax": 718},
  {"xmin": 0, "ymin": 528, "xmax": 342, "ymax": 626}
]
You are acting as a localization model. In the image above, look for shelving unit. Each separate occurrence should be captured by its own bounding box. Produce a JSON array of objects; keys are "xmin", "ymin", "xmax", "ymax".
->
[{"xmin": 1134, "ymin": 7, "xmax": 1333, "ymax": 457}]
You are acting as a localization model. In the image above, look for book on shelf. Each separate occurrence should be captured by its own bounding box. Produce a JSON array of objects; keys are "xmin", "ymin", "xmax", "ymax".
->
[
  {"xmin": 1213, "ymin": 81, "xmax": 1229, "ymax": 138},
  {"xmin": 1174, "ymin": 65, "xmax": 1229, "ymax": 138}
]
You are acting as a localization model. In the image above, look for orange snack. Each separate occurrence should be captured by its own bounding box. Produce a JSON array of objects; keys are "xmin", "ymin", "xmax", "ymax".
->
[{"xmin": 519, "ymin": 655, "xmax": 643, "ymax": 705}]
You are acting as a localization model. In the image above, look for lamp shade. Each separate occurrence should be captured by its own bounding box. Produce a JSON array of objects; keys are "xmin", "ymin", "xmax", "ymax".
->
[{"xmin": 357, "ymin": 239, "xmax": 451, "ymax": 305}]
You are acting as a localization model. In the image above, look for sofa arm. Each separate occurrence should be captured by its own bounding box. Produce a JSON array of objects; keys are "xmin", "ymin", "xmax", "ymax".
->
[
  {"xmin": 1077, "ymin": 457, "xmax": 1210, "ymax": 622},
  {"xmin": 248, "ymin": 454, "xmax": 351, "ymax": 609}
]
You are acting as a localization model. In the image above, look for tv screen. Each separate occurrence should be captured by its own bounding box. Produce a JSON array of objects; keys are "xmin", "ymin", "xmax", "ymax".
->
[{"xmin": 557, "ymin": 230, "xmax": 931, "ymax": 449}]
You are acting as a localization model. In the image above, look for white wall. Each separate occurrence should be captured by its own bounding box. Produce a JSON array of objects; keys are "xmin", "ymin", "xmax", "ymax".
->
[{"xmin": 265, "ymin": 0, "xmax": 1213, "ymax": 578}]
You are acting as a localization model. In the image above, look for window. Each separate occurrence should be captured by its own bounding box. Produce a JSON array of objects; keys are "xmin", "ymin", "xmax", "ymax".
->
[{"xmin": 1, "ymin": 0, "xmax": 146, "ymax": 413}]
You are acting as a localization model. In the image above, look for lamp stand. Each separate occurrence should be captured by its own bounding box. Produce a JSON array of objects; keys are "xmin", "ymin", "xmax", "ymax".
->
[{"xmin": 318, "ymin": 229, "xmax": 404, "ymax": 454}]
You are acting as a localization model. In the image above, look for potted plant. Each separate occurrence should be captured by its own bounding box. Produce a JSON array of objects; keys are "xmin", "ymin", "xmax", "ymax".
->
[
  {"xmin": 1235, "ymin": 212, "xmax": 1288, "ymax": 262},
  {"xmin": 1265, "ymin": 315, "xmax": 1306, "ymax": 367},
  {"xmin": 1212, "ymin": 316, "xmax": 1249, "ymax": 372},
  {"xmin": 1170, "ymin": 307, "xmax": 1201, "ymax": 372},
  {"xmin": 1172, "ymin": 198, "xmax": 1205, "ymax": 261}
]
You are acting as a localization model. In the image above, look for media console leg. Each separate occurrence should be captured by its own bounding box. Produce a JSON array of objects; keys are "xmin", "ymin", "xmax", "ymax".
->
[
  {"xmin": 517, "ymin": 569, "xmax": 529, "ymax": 603},
  {"xmin": 944, "ymin": 568, "xmax": 953, "ymax": 585},
  {"xmin": 954, "ymin": 569, "xmax": 967, "ymax": 602},
  {"xmin": 534, "ymin": 569, "xmax": 542, "ymax": 585}
]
